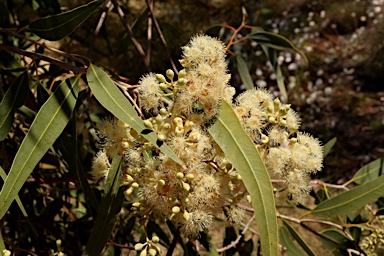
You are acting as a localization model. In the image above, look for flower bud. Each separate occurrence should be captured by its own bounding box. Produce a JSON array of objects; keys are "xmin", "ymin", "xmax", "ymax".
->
[
  {"xmin": 155, "ymin": 114, "xmax": 163, "ymax": 126},
  {"xmin": 176, "ymin": 172, "xmax": 184, "ymax": 179},
  {"xmin": 158, "ymin": 179, "xmax": 165, "ymax": 186},
  {"xmin": 183, "ymin": 182, "xmax": 190, "ymax": 191},
  {"xmin": 157, "ymin": 134, "xmax": 166, "ymax": 141},
  {"xmin": 144, "ymin": 120, "xmax": 153, "ymax": 129},
  {"xmin": 140, "ymin": 249, "xmax": 147, "ymax": 256},
  {"xmin": 132, "ymin": 202, "xmax": 141, "ymax": 207},
  {"xmin": 246, "ymin": 195, "xmax": 252, "ymax": 203},
  {"xmin": 124, "ymin": 187, "xmax": 134, "ymax": 196},
  {"xmin": 131, "ymin": 182, "xmax": 139, "ymax": 189},
  {"xmin": 183, "ymin": 211, "xmax": 190, "ymax": 220},
  {"xmin": 178, "ymin": 69, "xmax": 187, "ymax": 78},
  {"xmin": 172, "ymin": 206, "xmax": 180, "ymax": 214},
  {"xmin": 159, "ymin": 82, "xmax": 168, "ymax": 90},
  {"xmin": 186, "ymin": 174, "xmax": 194, "ymax": 181},
  {"xmin": 148, "ymin": 248, "xmax": 157, "ymax": 256},
  {"xmin": 156, "ymin": 74, "xmax": 167, "ymax": 83},
  {"xmin": 152, "ymin": 236, "xmax": 160, "ymax": 243},
  {"xmin": 135, "ymin": 243, "xmax": 145, "ymax": 251},
  {"xmin": 166, "ymin": 69, "xmax": 174, "ymax": 80},
  {"xmin": 177, "ymin": 78, "xmax": 186, "ymax": 86},
  {"xmin": 161, "ymin": 123, "xmax": 171, "ymax": 134},
  {"xmin": 159, "ymin": 108, "xmax": 168, "ymax": 116}
]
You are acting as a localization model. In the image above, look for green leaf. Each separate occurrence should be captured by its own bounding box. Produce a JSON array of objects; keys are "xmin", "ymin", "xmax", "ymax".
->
[
  {"xmin": 311, "ymin": 174, "xmax": 384, "ymax": 217},
  {"xmin": 0, "ymin": 76, "xmax": 79, "ymax": 219},
  {"xmin": 0, "ymin": 166, "xmax": 28, "ymax": 217},
  {"xmin": 83, "ymin": 156, "xmax": 124, "ymax": 256},
  {"xmin": 320, "ymin": 229, "xmax": 354, "ymax": 255},
  {"xmin": 350, "ymin": 157, "xmax": 384, "ymax": 185},
  {"xmin": 236, "ymin": 55, "xmax": 254, "ymax": 90},
  {"xmin": 209, "ymin": 241, "xmax": 219, "ymax": 256},
  {"xmin": 86, "ymin": 64, "xmax": 183, "ymax": 166},
  {"xmin": 279, "ymin": 226, "xmax": 306, "ymax": 256},
  {"xmin": 260, "ymin": 45, "xmax": 288, "ymax": 101},
  {"xmin": 0, "ymin": 231, "xmax": 4, "ymax": 252},
  {"xmin": 0, "ymin": 72, "xmax": 30, "ymax": 141},
  {"xmin": 282, "ymin": 220, "xmax": 316, "ymax": 256},
  {"xmin": 208, "ymin": 100, "xmax": 278, "ymax": 256},
  {"xmin": 28, "ymin": 0, "xmax": 102, "ymax": 41},
  {"xmin": 248, "ymin": 31, "xmax": 308, "ymax": 66},
  {"xmin": 323, "ymin": 137, "xmax": 337, "ymax": 158}
]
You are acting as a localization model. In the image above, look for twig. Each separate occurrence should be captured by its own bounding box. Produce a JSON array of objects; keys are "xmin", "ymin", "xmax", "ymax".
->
[
  {"xmin": 115, "ymin": 81, "xmax": 144, "ymax": 118},
  {"xmin": 111, "ymin": 0, "xmax": 151, "ymax": 71},
  {"xmin": 217, "ymin": 215, "xmax": 255, "ymax": 252},
  {"xmin": 166, "ymin": 227, "xmax": 180, "ymax": 256},
  {"xmin": 146, "ymin": 0, "xmax": 153, "ymax": 65},
  {"xmin": 278, "ymin": 213, "xmax": 356, "ymax": 241},
  {"xmin": 88, "ymin": 0, "xmax": 112, "ymax": 57},
  {"xmin": 145, "ymin": 0, "xmax": 178, "ymax": 74},
  {"xmin": 0, "ymin": 28, "xmax": 87, "ymax": 65},
  {"xmin": 0, "ymin": 44, "xmax": 85, "ymax": 74}
]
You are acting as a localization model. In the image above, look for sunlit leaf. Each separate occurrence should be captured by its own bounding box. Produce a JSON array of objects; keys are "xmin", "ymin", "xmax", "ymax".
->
[
  {"xmin": 311, "ymin": 174, "xmax": 384, "ymax": 217},
  {"xmin": 28, "ymin": 0, "xmax": 102, "ymax": 41},
  {"xmin": 0, "ymin": 72, "xmax": 30, "ymax": 141},
  {"xmin": 0, "ymin": 76, "xmax": 79, "ymax": 219},
  {"xmin": 323, "ymin": 137, "xmax": 337, "ymax": 158},
  {"xmin": 83, "ymin": 156, "xmax": 124, "ymax": 256},
  {"xmin": 86, "ymin": 64, "xmax": 183, "ymax": 166},
  {"xmin": 208, "ymin": 100, "xmax": 278, "ymax": 256},
  {"xmin": 236, "ymin": 55, "xmax": 254, "ymax": 90},
  {"xmin": 279, "ymin": 226, "xmax": 306, "ymax": 256},
  {"xmin": 350, "ymin": 157, "xmax": 384, "ymax": 185},
  {"xmin": 282, "ymin": 219, "xmax": 316, "ymax": 256}
]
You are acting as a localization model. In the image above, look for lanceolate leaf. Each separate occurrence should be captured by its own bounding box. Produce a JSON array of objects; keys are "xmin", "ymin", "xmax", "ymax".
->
[
  {"xmin": 311, "ymin": 174, "xmax": 384, "ymax": 217},
  {"xmin": 323, "ymin": 137, "xmax": 337, "ymax": 158},
  {"xmin": 0, "ymin": 76, "xmax": 79, "ymax": 219},
  {"xmin": 83, "ymin": 156, "xmax": 125, "ymax": 256},
  {"xmin": 248, "ymin": 30, "xmax": 308, "ymax": 66},
  {"xmin": 28, "ymin": 0, "xmax": 102, "ymax": 41},
  {"xmin": 282, "ymin": 219, "xmax": 316, "ymax": 256},
  {"xmin": 279, "ymin": 226, "xmax": 306, "ymax": 256},
  {"xmin": 350, "ymin": 157, "xmax": 384, "ymax": 185},
  {"xmin": 236, "ymin": 55, "xmax": 254, "ymax": 90},
  {"xmin": 0, "ymin": 166, "xmax": 28, "ymax": 217},
  {"xmin": 208, "ymin": 100, "xmax": 278, "ymax": 256},
  {"xmin": 86, "ymin": 64, "xmax": 183, "ymax": 166},
  {"xmin": 0, "ymin": 71, "xmax": 30, "ymax": 141}
]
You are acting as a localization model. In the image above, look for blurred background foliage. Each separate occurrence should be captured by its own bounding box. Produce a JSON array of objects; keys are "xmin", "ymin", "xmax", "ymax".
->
[{"xmin": 0, "ymin": 0, "xmax": 383, "ymax": 255}]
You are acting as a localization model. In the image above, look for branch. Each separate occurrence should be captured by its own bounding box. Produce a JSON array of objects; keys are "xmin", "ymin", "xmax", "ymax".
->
[
  {"xmin": 0, "ymin": 43, "xmax": 85, "ymax": 74},
  {"xmin": 111, "ymin": 0, "xmax": 151, "ymax": 71},
  {"xmin": 145, "ymin": 0, "xmax": 178, "ymax": 74},
  {"xmin": 216, "ymin": 215, "xmax": 255, "ymax": 252}
]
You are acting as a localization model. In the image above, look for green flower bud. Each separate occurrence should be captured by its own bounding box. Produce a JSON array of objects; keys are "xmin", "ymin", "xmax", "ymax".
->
[
  {"xmin": 131, "ymin": 182, "xmax": 139, "ymax": 189},
  {"xmin": 166, "ymin": 69, "xmax": 174, "ymax": 80},
  {"xmin": 159, "ymin": 108, "xmax": 168, "ymax": 116},
  {"xmin": 178, "ymin": 69, "xmax": 187, "ymax": 78},
  {"xmin": 186, "ymin": 173, "xmax": 195, "ymax": 181},
  {"xmin": 172, "ymin": 206, "xmax": 180, "ymax": 214},
  {"xmin": 158, "ymin": 179, "xmax": 165, "ymax": 186},
  {"xmin": 159, "ymin": 82, "xmax": 168, "ymax": 90},
  {"xmin": 156, "ymin": 74, "xmax": 167, "ymax": 83},
  {"xmin": 246, "ymin": 195, "xmax": 252, "ymax": 203},
  {"xmin": 176, "ymin": 172, "xmax": 184, "ymax": 179},
  {"xmin": 152, "ymin": 236, "xmax": 160, "ymax": 243},
  {"xmin": 183, "ymin": 182, "xmax": 190, "ymax": 191},
  {"xmin": 140, "ymin": 249, "xmax": 147, "ymax": 256},
  {"xmin": 132, "ymin": 202, "xmax": 141, "ymax": 207},
  {"xmin": 135, "ymin": 243, "xmax": 145, "ymax": 251},
  {"xmin": 124, "ymin": 187, "xmax": 134, "ymax": 196},
  {"xmin": 157, "ymin": 134, "xmax": 166, "ymax": 141},
  {"xmin": 144, "ymin": 119, "xmax": 153, "ymax": 129},
  {"xmin": 148, "ymin": 248, "xmax": 157, "ymax": 256},
  {"xmin": 155, "ymin": 114, "xmax": 163, "ymax": 126},
  {"xmin": 183, "ymin": 211, "xmax": 190, "ymax": 220},
  {"xmin": 161, "ymin": 123, "xmax": 171, "ymax": 134},
  {"xmin": 177, "ymin": 78, "xmax": 186, "ymax": 86}
]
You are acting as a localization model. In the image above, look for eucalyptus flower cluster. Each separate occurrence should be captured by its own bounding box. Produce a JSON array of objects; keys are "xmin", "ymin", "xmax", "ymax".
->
[
  {"xmin": 233, "ymin": 89, "xmax": 323, "ymax": 203},
  {"xmin": 359, "ymin": 216, "xmax": 384, "ymax": 256},
  {"xmin": 91, "ymin": 34, "xmax": 323, "ymax": 246}
]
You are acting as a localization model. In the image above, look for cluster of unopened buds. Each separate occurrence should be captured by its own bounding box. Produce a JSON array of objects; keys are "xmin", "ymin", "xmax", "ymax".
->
[{"xmin": 91, "ymin": 34, "xmax": 323, "ymax": 246}]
